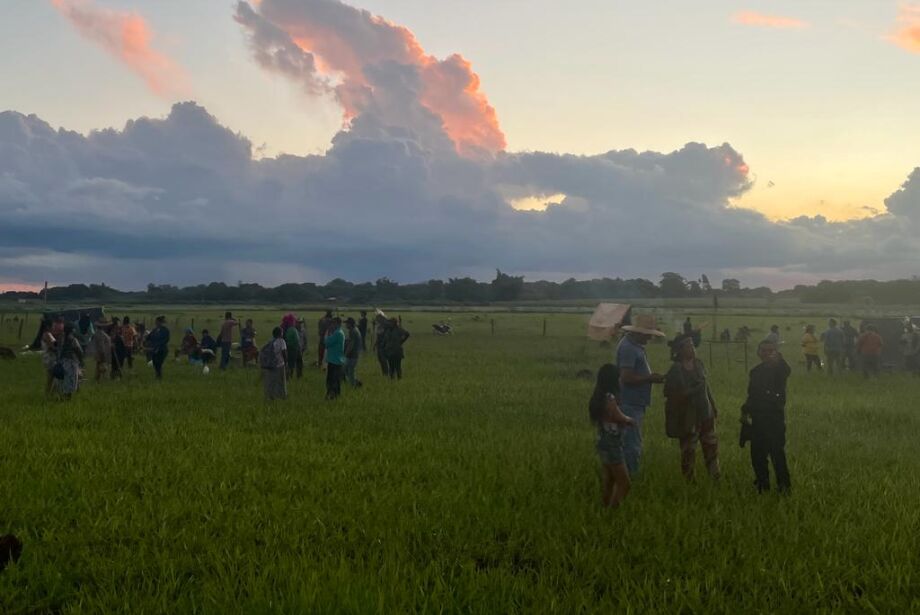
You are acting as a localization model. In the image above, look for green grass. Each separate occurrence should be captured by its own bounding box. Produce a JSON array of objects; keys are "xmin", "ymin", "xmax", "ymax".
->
[{"xmin": 1, "ymin": 310, "xmax": 919, "ymax": 613}]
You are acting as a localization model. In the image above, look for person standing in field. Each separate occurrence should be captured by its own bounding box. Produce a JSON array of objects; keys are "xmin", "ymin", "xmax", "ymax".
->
[
  {"xmin": 91, "ymin": 324, "xmax": 112, "ymax": 383},
  {"xmin": 589, "ymin": 363, "xmax": 635, "ymax": 508},
  {"xmin": 323, "ymin": 317, "xmax": 346, "ymax": 399},
  {"xmin": 857, "ymin": 324, "xmax": 883, "ymax": 378},
  {"xmin": 344, "ymin": 317, "xmax": 363, "ymax": 387},
  {"xmin": 39, "ymin": 318, "xmax": 57, "ymax": 395},
  {"xmin": 147, "ymin": 316, "xmax": 170, "ymax": 380},
  {"xmin": 76, "ymin": 312, "xmax": 95, "ymax": 351},
  {"xmin": 56, "ymin": 322, "xmax": 83, "ymax": 400},
  {"xmin": 742, "ymin": 339, "xmax": 792, "ymax": 494},
  {"xmin": 282, "ymin": 314, "xmax": 303, "ymax": 380},
  {"xmin": 382, "ymin": 317, "xmax": 411, "ymax": 380},
  {"xmin": 120, "ymin": 316, "xmax": 136, "ymax": 369},
  {"xmin": 374, "ymin": 315, "xmax": 390, "ymax": 376},
  {"xmin": 358, "ymin": 311, "xmax": 368, "ymax": 352},
  {"xmin": 296, "ymin": 318, "xmax": 308, "ymax": 371},
  {"xmin": 262, "ymin": 326, "xmax": 288, "ymax": 401},
  {"xmin": 616, "ymin": 313, "xmax": 666, "ymax": 476},
  {"xmin": 240, "ymin": 319, "xmax": 257, "ymax": 367},
  {"xmin": 664, "ymin": 335, "xmax": 720, "ymax": 481},
  {"xmin": 217, "ymin": 311, "xmax": 238, "ymax": 370},
  {"xmin": 107, "ymin": 318, "xmax": 123, "ymax": 379},
  {"xmin": 902, "ymin": 323, "xmax": 920, "ymax": 377},
  {"xmin": 317, "ymin": 310, "xmax": 332, "ymax": 368},
  {"xmin": 801, "ymin": 325, "xmax": 822, "ymax": 372},
  {"xmin": 821, "ymin": 319, "xmax": 846, "ymax": 375},
  {"xmin": 841, "ymin": 320, "xmax": 858, "ymax": 370},
  {"xmin": 765, "ymin": 325, "xmax": 781, "ymax": 346}
]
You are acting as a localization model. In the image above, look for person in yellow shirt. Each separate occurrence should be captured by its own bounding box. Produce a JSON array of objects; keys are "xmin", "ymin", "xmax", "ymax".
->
[{"xmin": 801, "ymin": 324, "xmax": 822, "ymax": 372}]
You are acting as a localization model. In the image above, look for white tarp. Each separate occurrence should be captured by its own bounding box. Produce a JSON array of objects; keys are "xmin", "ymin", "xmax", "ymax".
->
[{"xmin": 587, "ymin": 303, "xmax": 631, "ymax": 341}]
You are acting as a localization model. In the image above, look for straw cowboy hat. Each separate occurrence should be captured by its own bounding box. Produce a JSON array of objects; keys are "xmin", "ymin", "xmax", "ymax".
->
[{"xmin": 621, "ymin": 313, "xmax": 666, "ymax": 337}]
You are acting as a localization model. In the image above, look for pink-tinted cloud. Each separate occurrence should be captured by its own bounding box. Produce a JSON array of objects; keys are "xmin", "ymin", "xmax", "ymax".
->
[
  {"xmin": 50, "ymin": 0, "xmax": 190, "ymax": 98},
  {"xmin": 235, "ymin": 0, "xmax": 505, "ymax": 157},
  {"xmin": 731, "ymin": 11, "xmax": 808, "ymax": 30},
  {"xmin": 887, "ymin": 4, "xmax": 920, "ymax": 53}
]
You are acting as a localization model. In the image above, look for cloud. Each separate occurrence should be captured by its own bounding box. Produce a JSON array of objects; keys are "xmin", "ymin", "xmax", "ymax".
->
[
  {"xmin": 887, "ymin": 4, "xmax": 920, "ymax": 53},
  {"xmin": 234, "ymin": 0, "xmax": 505, "ymax": 157},
  {"xmin": 731, "ymin": 11, "xmax": 808, "ymax": 30},
  {"xmin": 2, "ymin": 1, "xmax": 919, "ymax": 290},
  {"xmin": 50, "ymin": 0, "xmax": 191, "ymax": 98}
]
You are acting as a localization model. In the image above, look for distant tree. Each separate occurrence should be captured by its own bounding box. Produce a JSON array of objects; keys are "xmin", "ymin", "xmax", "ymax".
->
[
  {"xmin": 700, "ymin": 274, "xmax": 712, "ymax": 293},
  {"xmin": 659, "ymin": 272, "xmax": 688, "ymax": 298},
  {"xmin": 687, "ymin": 280, "xmax": 703, "ymax": 296},
  {"xmin": 722, "ymin": 278, "xmax": 741, "ymax": 294},
  {"xmin": 445, "ymin": 277, "xmax": 488, "ymax": 302},
  {"xmin": 491, "ymin": 269, "xmax": 524, "ymax": 301}
]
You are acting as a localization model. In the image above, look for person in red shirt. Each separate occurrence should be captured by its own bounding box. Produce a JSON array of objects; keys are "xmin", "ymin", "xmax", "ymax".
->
[{"xmin": 856, "ymin": 324, "xmax": 883, "ymax": 378}]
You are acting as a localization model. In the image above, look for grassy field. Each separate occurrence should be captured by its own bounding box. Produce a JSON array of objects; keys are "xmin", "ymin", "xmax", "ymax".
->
[{"xmin": 1, "ymin": 309, "xmax": 919, "ymax": 613}]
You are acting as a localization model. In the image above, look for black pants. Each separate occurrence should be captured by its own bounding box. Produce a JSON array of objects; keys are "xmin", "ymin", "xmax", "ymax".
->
[
  {"xmin": 326, "ymin": 363, "xmax": 343, "ymax": 399},
  {"xmin": 805, "ymin": 354, "xmax": 822, "ymax": 372},
  {"xmin": 861, "ymin": 355, "xmax": 880, "ymax": 378},
  {"xmin": 377, "ymin": 349, "xmax": 389, "ymax": 376},
  {"xmin": 287, "ymin": 350, "xmax": 303, "ymax": 379},
  {"xmin": 750, "ymin": 413, "xmax": 790, "ymax": 492},
  {"xmin": 387, "ymin": 355, "xmax": 403, "ymax": 380},
  {"xmin": 152, "ymin": 348, "xmax": 167, "ymax": 380}
]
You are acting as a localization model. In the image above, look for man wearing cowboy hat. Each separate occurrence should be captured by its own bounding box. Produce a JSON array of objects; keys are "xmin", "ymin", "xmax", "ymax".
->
[{"xmin": 616, "ymin": 313, "xmax": 666, "ymax": 475}]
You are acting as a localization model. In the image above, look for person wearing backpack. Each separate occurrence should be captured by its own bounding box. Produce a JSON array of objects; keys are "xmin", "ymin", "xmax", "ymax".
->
[{"xmin": 261, "ymin": 326, "xmax": 288, "ymax": 401}]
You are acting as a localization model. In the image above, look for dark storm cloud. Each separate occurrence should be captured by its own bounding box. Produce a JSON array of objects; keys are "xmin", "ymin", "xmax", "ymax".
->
[{"xmin": 1, "ymin": 101, "xmax": 919, "ymax": 288}]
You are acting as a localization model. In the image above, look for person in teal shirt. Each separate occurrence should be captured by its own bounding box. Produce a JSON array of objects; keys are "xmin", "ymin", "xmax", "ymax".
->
[
  {"xmin": 323, "ymin": 317, "xmax": 345, "ymax": 399},
  {"xmin": 284, "ymin": 321, "xmax": 302, "ymax": 379}
]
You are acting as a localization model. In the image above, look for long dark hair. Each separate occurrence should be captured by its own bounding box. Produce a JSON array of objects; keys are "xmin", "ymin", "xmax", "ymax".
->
[{"xmin": 589, "ymin": 363, "xmax": 620, "ymax": 424}]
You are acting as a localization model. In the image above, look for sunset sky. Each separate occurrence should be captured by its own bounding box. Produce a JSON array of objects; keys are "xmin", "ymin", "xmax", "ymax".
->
[{"xmin": 1, "ymin": 0, "xmax": 919, "ymax": 290}]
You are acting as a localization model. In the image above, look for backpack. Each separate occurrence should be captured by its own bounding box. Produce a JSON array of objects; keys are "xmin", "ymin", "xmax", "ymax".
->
[{"xmin": 258, "ymin": 340, "xmax": 277, "ymax": 370}]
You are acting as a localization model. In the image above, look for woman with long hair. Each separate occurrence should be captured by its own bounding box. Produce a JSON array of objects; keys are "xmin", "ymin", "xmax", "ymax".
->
[{"xmin": 589, "ymin": 363, "xmax": 635, "ymax": 508}]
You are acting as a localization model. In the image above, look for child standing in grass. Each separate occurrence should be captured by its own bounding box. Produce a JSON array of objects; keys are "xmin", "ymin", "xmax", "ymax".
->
[{"xmin": 589, "ymin": 364, "xmax": 635, "ymax": 508}]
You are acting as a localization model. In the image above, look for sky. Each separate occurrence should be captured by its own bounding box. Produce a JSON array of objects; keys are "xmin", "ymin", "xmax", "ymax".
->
[{"xmin": 1, "ymin": 0, "xmax": 919, "ymax": 291}]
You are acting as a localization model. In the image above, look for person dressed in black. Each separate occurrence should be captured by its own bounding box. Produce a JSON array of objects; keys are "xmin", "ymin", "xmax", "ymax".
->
[
  {"xmin": 381, "ymin": 318, "xmax": 410, "ymax": 380},
  {"xmin": 358, "ymin": 311, "xmax": 368, "ymax": 352},
  {"xmin": 147, "ymin": 315, "xmax": 171, "ymax": 380},
  {"xmin": 741, "ymin": 339, "xmax": 792, "ymax": 494}
]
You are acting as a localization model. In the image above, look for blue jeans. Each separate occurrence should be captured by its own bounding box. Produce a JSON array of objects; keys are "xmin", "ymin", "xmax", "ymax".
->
[
  {"xmin": 620, "ymin": 403, "xmax": 646, "ymax": 475},
  {"xmin": 344, "ymin": 357, "xmax": 360, "ymax": 386},
  {"xmin": 220, "ymin": 342, "xmax": 232, "ymax": 370}
]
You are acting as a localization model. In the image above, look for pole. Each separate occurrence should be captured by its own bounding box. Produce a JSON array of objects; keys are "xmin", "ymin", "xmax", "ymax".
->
[
  {"xmin": 542, "ymin": 319, "xmax": 547, "ymax": 337},
  {"xmin": 491, "ymin": 319, "xmax": 495, "ymax": 336},
  {"xmin": 744, "ymin": 339, "xmax": 749, "ymax": 372},
  {"xmin": 18, "ymin": 319, "xmax": 24, "ymax": 341}
]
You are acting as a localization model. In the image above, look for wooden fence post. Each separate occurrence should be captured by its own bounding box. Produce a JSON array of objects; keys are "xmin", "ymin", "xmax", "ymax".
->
[{"xmin": 18, "ymin": 319, "xmax": 24, "ymax": 341}]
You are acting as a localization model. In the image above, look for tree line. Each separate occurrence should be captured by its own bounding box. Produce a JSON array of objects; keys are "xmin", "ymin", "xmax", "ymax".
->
[{"xmin": 3, "ymin": 271, "xmax": 920, "ymax": 306}]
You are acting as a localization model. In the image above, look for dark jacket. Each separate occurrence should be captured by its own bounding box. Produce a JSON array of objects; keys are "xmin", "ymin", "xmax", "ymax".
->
[
  {"xmin": 382, "ymin": 326, "xmax": 410, "ymax": 359},
  {"xmin": 742, "ymin": 359, "xmax": 791, "ymax": 418}
]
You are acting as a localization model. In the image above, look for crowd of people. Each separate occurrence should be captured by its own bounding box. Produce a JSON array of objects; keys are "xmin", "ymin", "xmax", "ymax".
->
[
  {"xmin": 35, "ymin": 309, "xmax": 412, "ymax": 402},
  {"xmin": 592, "ymin": 312, "xmax": 920, "ymax": 508},
  {"xmin": 796, "ymin": 318, "xmax": 919, "ymax": 378}
]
